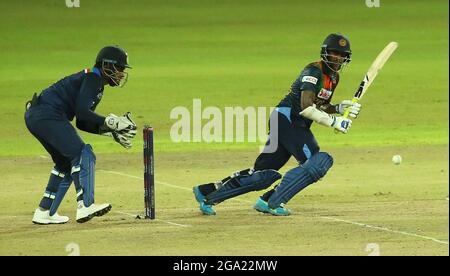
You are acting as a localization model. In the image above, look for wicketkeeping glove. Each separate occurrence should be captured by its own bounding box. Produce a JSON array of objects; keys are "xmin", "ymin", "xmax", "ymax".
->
[
  {"xmin": 116, "ymin": 112, "xmax": 137, "ymax": 138},
  {"xmin": 105, "ymin": 112, "xmax": 137, "ymax": 132},
  {"xmin": 103, "ymin": 131, "xmax": 132, "ymax": 149}
]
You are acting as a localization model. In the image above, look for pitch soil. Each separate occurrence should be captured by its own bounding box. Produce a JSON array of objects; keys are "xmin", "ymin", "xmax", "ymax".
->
[{"xmin": 0, "ymin": 145, "xmax": 447, "ymax": 255}]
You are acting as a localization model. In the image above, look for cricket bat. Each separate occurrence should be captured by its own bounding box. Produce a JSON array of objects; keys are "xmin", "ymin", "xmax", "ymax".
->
[{"xmin": 336, "ymin": 41, "xmax": 398, "ymax": 133}]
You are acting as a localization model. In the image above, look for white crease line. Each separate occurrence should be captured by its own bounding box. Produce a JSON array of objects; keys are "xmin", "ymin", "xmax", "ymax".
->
[
  {"xmin": 99, "ymin": 170, "xmax": 251, "ymax": 203},
  {"xmin": 320, "ymin": 216, "xmax": 449, "ymax": 245},
  {"xmin": 114, "ymin": 211, "xmax": 191, "ymax": 228},
  {"xmin": 102, "ymin": 170, "xmax": 448, "ymax": 246},
  {"xmin": 1, "ymin": 215, "xmax": 20, "ymax": 219},
  {"xmin": 99, "ymin": 170, "xmax": 191, "ymax": 191}
]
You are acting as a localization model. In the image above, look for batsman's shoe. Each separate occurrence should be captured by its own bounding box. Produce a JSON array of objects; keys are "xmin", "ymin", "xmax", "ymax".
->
[
  {"xmin": 32, "ymin": 208, "xmax": 69, "ymax": 225},
  {"xmin": 254, "ymin": 198, "xmax": 271, "ymax": 214},
  {"xmin": 193, "ymin": 186, "xmax": 216, "ymax": 216},
  {"xmin": 76, "ymin": 201, "xmax": 112, "ymax": 223},
  {"xmin": 268, "ymin": 204, "xmax": 291, "ymax": 216}
]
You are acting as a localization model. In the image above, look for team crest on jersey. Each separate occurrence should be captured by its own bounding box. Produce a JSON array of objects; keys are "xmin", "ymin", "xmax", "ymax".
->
[
  {"xmin": 318, "ymin": 88, "xmax": 333, "ymax": 100},
  {"xmin": 302, "ymin": 76, "xmax": 318, "ymax": 85}
]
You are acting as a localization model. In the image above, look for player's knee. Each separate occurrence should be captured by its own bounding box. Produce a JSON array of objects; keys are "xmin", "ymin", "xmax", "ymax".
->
[
  {"xmin": 204, "ymin": 169, "xmax": 281, "ymax": 205},
  {"xmin": 68, "ymin": 143, "xmax": 88, "ymax": 166},
  {"xmin": 54, "ymin": 164, "xmax": 71, "ymax": 176},
  {"xmin": 244, "ymin": 169, "xmax": 282, "ymax": 191},
  {"xmin": 71, "ymin": 144, "xmax": 96, "ymax": 174},
  {"xmin": 82, "ymin": 144, "xmax": 95, "ymax": 158},
  {"xmin": 239, "ymin": 169, "xmax": 282, "ymax": 189},
  {"xmin": 303, "ymin": 152, "xmax": 333, "ymax": 182}
]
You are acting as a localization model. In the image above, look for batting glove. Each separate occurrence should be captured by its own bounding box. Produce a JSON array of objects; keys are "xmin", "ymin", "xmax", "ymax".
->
[{"xmin": 336, "ymin": 100, "xmax": 362, "ymax": 119}]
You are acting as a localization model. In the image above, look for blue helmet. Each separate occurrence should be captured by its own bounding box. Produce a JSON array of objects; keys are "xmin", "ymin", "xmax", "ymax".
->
[
  {"xmin": 320, "ymin": 33, "xmax": 352, "ymax": 72},
  {"xmin": 96, "ymin": 46, "xmax": 131, "ymax": 69},
  {"xmin": 96, "ymin": 45, "xmax": 131, "ymax": 87}
]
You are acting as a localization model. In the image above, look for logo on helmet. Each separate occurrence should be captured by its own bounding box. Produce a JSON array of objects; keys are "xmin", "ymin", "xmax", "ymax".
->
[{"xmin": 339, "ymin": 39, "xmax": 347, "ymax": 47}]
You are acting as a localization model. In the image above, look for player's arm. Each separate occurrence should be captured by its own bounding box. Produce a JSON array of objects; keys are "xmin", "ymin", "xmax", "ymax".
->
[
  {"xmin": 306, "ymin": 96, "xmax": 360, "ymax": 117},
  {"xmin": 300, "ymin": 90, "xmax": 316, "ymax": 110},
  {"xmin": 300, "ymin": 91, "xmax": 352, "ymax": 134},
  {"xmin": 75, "ymin": 120, "xmax": 107, "ymax": 134},
  {"xmin": 75, "ymin": 119, "xmax": 134, "ymax": 149},
  {"xmin": 76, "ymin": 73, "xmax": 136, "ymax": 134},
  {"xmin": 318, "ymin": 103, "xmax": 339, "ymax": 114},
  {"xmin": 75, "ymin": 73, "xmax": 107, "ymax": 132}
]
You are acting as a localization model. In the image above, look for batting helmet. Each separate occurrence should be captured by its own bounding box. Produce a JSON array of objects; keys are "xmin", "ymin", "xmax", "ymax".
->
[{"xmin": 320, "ymin": 33, "xmax": 352, "ymax": 72}]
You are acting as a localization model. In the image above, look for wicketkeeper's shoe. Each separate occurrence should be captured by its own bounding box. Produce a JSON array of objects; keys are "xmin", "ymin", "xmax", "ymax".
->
[
  {"xmin": 32, "ymin": 208, "xmax": 69, "ymax": 225},
  {"xmin": 193, "ymin": 186, "xmax": 216, "ymax": 215},
  {"xmin": 76, "ymin": 201, "xmax": 112, "ymax": 223},
  {"xmin": 253, "ymin": 198, "xmax": 271, "ymax": 214}
]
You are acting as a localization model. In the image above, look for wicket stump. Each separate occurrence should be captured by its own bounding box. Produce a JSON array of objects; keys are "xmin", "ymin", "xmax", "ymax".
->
[{"xmin": 143, "ymin": 126, "xmax": 155, "ymax": 219}]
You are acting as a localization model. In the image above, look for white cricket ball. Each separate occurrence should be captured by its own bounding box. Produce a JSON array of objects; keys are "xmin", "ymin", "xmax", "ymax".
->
[{"xmin": 392, "ymin": 155, "xmax": 402, "ymax": 165}]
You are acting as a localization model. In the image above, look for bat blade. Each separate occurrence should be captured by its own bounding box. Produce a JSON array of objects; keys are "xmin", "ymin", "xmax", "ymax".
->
[
  {"xmin": 336, "ymin": 41, "xmax": 399, "ymax": 133},
  {"xmin": 356, "ymin": 41, "xmax": 398, "ymax": 99}
]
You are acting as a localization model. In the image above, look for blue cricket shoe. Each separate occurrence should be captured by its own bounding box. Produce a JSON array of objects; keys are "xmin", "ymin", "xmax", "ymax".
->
[
  {"xmin": 193, "ymin": 186, "xmax": 216, "ymax": 215},
  {"xmin": 254, "ymin": 197, "xmax": 271, "ymax": 213},
  {"xmin": 254, "ymin": 198, "xmax": 291, "ymax": 216}
]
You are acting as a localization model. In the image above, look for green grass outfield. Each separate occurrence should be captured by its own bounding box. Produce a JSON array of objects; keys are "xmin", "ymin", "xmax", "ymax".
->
[{"xmin": 0, "ymin": 0, "xmax": 448, "ymax": 256}]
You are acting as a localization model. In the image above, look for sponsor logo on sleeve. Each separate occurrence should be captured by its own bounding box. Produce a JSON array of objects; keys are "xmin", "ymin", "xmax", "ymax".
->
[
  {"xmin": 317, "ymin": 88, "xmax": 333, "ymax": 100},
  {"xmin": 302, "ymin": 76, "xmax": 318, "ymax": 85}
]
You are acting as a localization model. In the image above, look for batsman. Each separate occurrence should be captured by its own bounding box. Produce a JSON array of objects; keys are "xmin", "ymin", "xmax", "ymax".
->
[
  {"xmin": 194, "ymin": 34, "xmax": 361, "ymax": 216},
  {"xmin": 25, "ymin": 46, "xmax": 137, "ymax": 224}
]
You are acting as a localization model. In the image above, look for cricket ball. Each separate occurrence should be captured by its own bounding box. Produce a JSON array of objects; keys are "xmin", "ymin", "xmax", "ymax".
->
[{"xmin": 392, "ymin": 155, "xmax": 402, "ymax": 165}]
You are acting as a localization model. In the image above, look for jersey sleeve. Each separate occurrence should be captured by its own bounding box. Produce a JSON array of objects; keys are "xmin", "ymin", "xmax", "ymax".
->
[
  {"xmin": 298, "ymin": 66, "xmax": 323, "ymax": 94},
  {"xmin": 75, "ymin": 73, "xmax": 106, "ymax": 128},
  {"xmin": 76, "ymin": 120, "xmax": 102, "ymax": 134}
]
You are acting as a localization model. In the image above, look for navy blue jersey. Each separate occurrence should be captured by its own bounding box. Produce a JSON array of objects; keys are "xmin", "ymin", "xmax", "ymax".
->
[
  {"xmin": 38, "ymin": 67, "xmax": 105, "ymax": 129},
  {"xmin": 278, "ymin": 61, "xmax": 339, "ymax": 127}
]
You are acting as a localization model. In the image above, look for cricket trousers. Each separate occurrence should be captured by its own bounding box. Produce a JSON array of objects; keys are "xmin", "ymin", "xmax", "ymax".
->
[
  {"xmin": 24, "ymin": 99, "xmax": 85, "ymax": 173},
  {"xmin": 254, "ymin": 108, "xmax": 320, "ymax": 171}
]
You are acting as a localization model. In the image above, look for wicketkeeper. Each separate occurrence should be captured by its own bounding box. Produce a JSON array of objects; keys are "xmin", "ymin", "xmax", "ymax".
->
[
  {"xmin": 193, "ymin": 34, "xmax": 361, "ymax": 216},
  {"xmin": 25, "ymin": 46, "xmax": 137, "ymax": 224}
]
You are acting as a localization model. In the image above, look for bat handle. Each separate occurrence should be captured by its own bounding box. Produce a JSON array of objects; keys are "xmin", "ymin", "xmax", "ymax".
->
[
  {"xmin": 334, "ymin": 97, "xmax": 359, "ymax": 134},
  {"xmin": 343, "ymin": 97, "xmax": 359, "ymax": 119}
]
